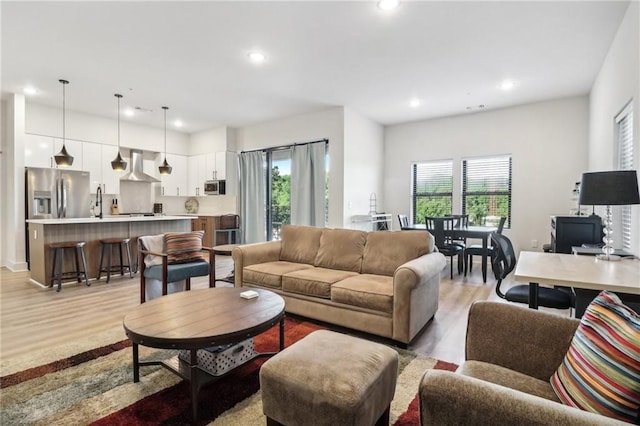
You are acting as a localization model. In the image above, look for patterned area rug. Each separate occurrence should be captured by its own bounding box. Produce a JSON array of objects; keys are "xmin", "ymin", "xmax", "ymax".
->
[{"xmin": 1, "ymin": 318, "xmax": 457, "ymax": 425}]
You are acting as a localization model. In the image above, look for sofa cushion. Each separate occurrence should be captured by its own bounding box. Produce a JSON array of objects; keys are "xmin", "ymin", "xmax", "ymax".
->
[
  {"xmin": 460, "ymin": 360, "xmax": 560, "ymax": 403},
  {"xmin": 244, "ymin": 261, "xmax": 314, "ymax": 289},
  {"xmin": 361, "ymin": 231, "xmax": 433, "ymax": 276},
  {"xmin": 280, "ymin": 225, "xmax": 323, "ymax": 265},
  {"xmin": 331, "ymin": 274, "xmax": 393, "ymax": 314},
  {"xmin": 283, "ymin": 267, "xmax": 358, "ymax": 299},
  {"xmin": 164, "ymin": 231, "xmax": 205, "ymax": 264},
  {"xmin": 551, "ymin": 291, "xmax": 640, "ymax": 423},
  {"xmin": 314, "ymin": 228, "xmax": 367, "ymax": 272}
]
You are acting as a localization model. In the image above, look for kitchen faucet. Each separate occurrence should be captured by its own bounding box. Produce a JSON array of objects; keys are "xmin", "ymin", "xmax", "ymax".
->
[{"xmin": 96, "ymin": 185, "xmax": 103, "ymax": 219}]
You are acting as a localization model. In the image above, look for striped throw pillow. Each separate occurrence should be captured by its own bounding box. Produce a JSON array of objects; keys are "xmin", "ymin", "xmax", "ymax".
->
[
  {"xmin": 164, "ymin": 231, "xmax": 205, "ymax": 264},
  {"xmin": 551, "ymin": 291, "xmax": 640, "ymax": 423}
]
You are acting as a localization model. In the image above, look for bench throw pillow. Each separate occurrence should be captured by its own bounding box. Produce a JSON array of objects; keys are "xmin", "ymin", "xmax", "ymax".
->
[
  {"xmin": 164, "ymin": 231, "xmax": 205, "ymax": 264},
  {"xmin": 550, "ymin": 290, "xmax": 640, "ymax": 423}
]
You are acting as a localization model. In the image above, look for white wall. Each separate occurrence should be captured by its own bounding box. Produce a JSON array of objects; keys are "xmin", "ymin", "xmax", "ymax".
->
[
  {"xmin": 188, "ymin": 127, "xmax": 228, "ymax": 155},
  {"xmin": 25, "ymin": 103, "xmax": 190, "ymax": 154},
  {"xmin": 235, "ymin": 107, "xmax": 345, "ymax": 228},
  {"xmin": 588, "ymin": 1, "xmax": 640, "ymax": 255},
  {"xmin": 343, "ymin": 107, "xmax": 385, "ymax": 227},
  {"xmin": 383, "ymin": 96, "xmax": 590, "ymax": 254}
]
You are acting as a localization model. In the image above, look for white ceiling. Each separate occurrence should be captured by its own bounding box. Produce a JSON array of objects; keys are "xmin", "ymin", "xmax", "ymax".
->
[{"xmin": 1, "ymin": 1, "xmax": 630, "ymax": 133}]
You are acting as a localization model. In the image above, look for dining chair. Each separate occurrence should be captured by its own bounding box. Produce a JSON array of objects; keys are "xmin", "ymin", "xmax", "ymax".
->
[
  {"xmin": 448, "ymin": 214, "xmax": 469, "ymax": 248},
  {"xmin": 426, "ymin": 216, "xmax": 464, "ymax": 279},
  {"xmin": 490, "ymin": 232, "xmax": 573, "ymax": 312},
  {"xmin": 464, "ymin": 216, "xmax": 506, "ymax": 276},
  {"xmin": 398, "ymin": 214, "xmax": 409, "ymax": 230}
]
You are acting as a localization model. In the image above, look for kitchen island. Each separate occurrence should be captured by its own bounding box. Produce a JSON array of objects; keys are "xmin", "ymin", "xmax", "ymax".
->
[{"xmin": 26, "ymin": 215, "xmax": 193, "ymax": 287}]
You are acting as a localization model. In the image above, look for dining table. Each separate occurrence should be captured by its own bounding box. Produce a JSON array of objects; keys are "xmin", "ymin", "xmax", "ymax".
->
[{"xmin": 404, "ymin": 223, "xmax": 498, "ymax": 282}]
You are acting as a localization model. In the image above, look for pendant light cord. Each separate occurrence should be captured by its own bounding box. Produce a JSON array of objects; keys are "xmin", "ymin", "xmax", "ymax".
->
[
  {"xmin": 116, "ymin": 94, "xmax": 122, "ymax": 148},
  {"xmin": 163, "ymin": 106, "xmax": 168, "ymax": 157}
]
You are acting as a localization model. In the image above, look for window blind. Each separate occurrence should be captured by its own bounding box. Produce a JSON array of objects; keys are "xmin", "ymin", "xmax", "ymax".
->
[
  {"xmin": 616, "ymin": 103, "xmax": 634, "ymax": 250},
  {"xmin": 411, "ymin": 160, "xmax": 453, "ymax": 224},
  {"xmin": 462, "ymin": 155, "xmax": 512, "ymax": 227}
]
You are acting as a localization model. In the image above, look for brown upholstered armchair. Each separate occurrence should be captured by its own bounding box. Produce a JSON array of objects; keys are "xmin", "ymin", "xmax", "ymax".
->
[{"xmin": 419, "ymin": 301, "xmax": 627, "ymax": 425}]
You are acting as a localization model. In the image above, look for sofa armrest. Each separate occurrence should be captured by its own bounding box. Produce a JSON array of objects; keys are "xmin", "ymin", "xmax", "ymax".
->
[
  {"xmin": 232, "ymin": 241, "xmax": 282, "ymax": 287},
  {"xmin": 419, "ymin": 370, "xmax": 624, "ymax": 426},
  {"xmin": 466, "ymin": 301, "xmax": 580, "ymax": 381},
  {"xmin": 392, "ymin": 252, "xmax": 446, "ymax": 343}
]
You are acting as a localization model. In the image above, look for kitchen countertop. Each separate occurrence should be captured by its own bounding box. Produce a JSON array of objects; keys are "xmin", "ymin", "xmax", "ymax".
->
[{"xmin": 26, "ymin": 215, "xmax": 194, "ymax": 225}]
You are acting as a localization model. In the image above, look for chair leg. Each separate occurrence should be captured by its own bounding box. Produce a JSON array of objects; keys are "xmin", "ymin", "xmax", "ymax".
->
[
  {"xmin": 79, "ymin": 246, "xmax": 90, "ymax": 286},
  {"xmin": 449, "ymin": 256, "xmax": 453, "ymax": 279},
  {"xmin": 74, "ymin": 248, "xmax": 81, "ymax": 283},
  {"xmin": 50, "ymin": 247, "xmax": 58, "ymax": 288},
  {"xmin": 97, "ymin": 243, "xmax": 105, "ymax": 280},
  {"xmin": 118, "ymin": 243, "xmax": 124, "ymax": 276},
  {"xmin": 106, "ymin": 243, "xmax": 112, "ymax": 283},
  {"xmin": 125, "ymin": 242, "xmax": 134, "ymax": 278},
  {"xmin": 57, "ymin": 248, "xmax": 64, "ymax": 292}
]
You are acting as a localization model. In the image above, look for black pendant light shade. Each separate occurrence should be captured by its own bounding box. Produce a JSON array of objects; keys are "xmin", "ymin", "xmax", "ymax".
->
[
  {"xmin": 111, "ymin": 94, "xmax": 128, "ymax": 171},
  {"xmin": 54, "ymin": 79, "xmax": 74, "ymax": 167},
  {"xmin": 158, "ymin": 106, "xmax": 172, "ymax": 175}
]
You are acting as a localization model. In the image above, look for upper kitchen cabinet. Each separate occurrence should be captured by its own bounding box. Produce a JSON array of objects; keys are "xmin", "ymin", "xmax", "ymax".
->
[
  {"xmin": 187, "ymin": 155, "xmax": 206, "ymax": 196},
  {"xmin": 160, "ymin": 153, "xmax": 187, "ymax": 196},
  {"xmin": 25, "ymin": 134, "xmax": 83, "ymax": 170},
  {"xmin": 214, "ymin": 151, "xmax": 226, "ymax": 180},
  {"xmin": 82, "ymin": 142, "xmax": 120, "ymax": 194}
]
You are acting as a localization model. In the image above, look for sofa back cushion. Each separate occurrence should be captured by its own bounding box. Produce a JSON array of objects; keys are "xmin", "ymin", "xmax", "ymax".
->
[
  {"xmin": 361, "ymin": 231, "xmax": 433, "ymax": 276},
  {"xmin": 314, "ymin": 228, "xmax": 367, "ymax": 272},
  {"xmin": 279, "ymin": 225, "xmax": 323, "ymax": 265}
]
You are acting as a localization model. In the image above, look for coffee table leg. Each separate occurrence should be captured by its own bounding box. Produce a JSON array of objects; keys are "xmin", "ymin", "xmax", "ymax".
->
[
  {"xmin": 189, "ymin": 349, "xmax": 199, "ymax": 422},
  {"xmin": 279, "ymin": 317, "xmax": 285, "ymax": 351},
  {"xmin": 132, "ymin": 343, "xmax": 140, "ymax": 382}
]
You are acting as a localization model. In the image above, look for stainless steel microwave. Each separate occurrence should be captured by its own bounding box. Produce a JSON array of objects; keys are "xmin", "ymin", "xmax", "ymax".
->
[{"xmin": 204, "ymin": 180, "xmax": 225, "ymax": 195}]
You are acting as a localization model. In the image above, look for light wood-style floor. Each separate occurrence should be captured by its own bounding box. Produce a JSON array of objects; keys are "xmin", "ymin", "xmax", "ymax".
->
[{"xmin": 0, "ymin": 257, "xmax": 567, "ymax": 367}]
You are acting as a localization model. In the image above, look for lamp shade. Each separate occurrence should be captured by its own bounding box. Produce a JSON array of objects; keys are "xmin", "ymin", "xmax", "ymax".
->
[{"xmin": 578, "ymin": 170, "xmax": 640, "ymax": 206}]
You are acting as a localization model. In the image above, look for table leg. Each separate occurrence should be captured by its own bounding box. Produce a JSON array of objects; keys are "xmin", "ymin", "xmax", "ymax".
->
[
  {"xmin": 529, "ymin": 282, "xmax": 539, "ymax": 309},
  {"xmin": 481, "ymin": 236, "xmax": 488, "ymax": 283},
  {"xmin": 212, "ymin": 252, "xmax": 217, "ymax": 287},
  {"xmin": 189, "ymin": 349, "xmax": 200, "ymax": 422},
  {"xmin": 132, "ymin": 343, "xmax": 140, "ymax": 382},
  {"xmin": 279, "ymin": 317, "xmax": 285, "ymax": 351}
]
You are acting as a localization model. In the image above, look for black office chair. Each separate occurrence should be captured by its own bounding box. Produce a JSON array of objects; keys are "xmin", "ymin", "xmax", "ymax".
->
[
  {"xmin": 426, "ymin": 216, "xmax": 464, "ymax": 279},
  {"xmin": 491, "ymin": 233, "xmax": 573, "ymax": 311},
  {"xmin": 398, "ymin": 214, "xmax": 409, "ymax": 230},
  {"xmin": 464, "ymin": 216, "xmax": 506, "ymax": 276}
]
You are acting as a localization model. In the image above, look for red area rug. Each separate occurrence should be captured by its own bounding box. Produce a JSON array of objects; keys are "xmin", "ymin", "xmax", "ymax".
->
[{"xmin": 1, "ymin": 318, "xmax": 457, "ymax": 425}]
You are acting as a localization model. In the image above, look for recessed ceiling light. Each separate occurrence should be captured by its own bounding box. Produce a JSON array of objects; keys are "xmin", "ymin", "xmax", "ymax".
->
[
  {"xmin": 23, "ymin": 86, "xmax": 37, "ymax": 95},
  {"xmin": 409, "ymin": 98, "xmax": 420, "ymax": 108},
  {"xmin": 500, "ymin": 80, "xmax": 515, "ymax": 91},
  {"xmin": 124, "ymin": 108, "xmax": 135, "ymax": 117},
  {"xmin": 174, "ymin": 120, "xmax": 183, "ymax": 128},
  {"xmin": 248, "ymin": 51, "xmax": 266, "ymax": 64},
  {"xmin": 378, "ymin": 0, "xmax": 400, "ymax": 11}
]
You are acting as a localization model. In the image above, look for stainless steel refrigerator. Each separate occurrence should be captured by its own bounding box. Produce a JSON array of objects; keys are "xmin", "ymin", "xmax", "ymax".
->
[
  {"xmin": 26, "ymin": 167, "xmax": 91, "ymax": 219},
  {"xmin": 25, "ymin": 167, "xmax": 91, "ymax": 267}
]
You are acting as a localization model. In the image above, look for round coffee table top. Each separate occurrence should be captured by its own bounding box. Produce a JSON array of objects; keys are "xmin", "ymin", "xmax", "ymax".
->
[
  {"xmin": 213, "ymin": 244, "xmax": 239, "ymax": 255},
  {"xmin": 123, "ymin": 287, "xmax": 285, "ymax": 349}
]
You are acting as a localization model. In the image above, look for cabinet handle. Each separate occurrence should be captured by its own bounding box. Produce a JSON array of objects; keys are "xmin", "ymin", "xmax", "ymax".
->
[{"xmin": 177, "ymin": 187, "xmax": 179, "ymax": 196}]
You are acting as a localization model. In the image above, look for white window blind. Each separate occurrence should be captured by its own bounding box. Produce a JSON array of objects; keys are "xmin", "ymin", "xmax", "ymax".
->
[
  {"xmin": 411, "ymin": 160, "xmax": 453, "ymax": 224},
  {"xmin": 616, "ymin": 103, "xmax": 634, "ymax": 250},
  {"xmin": 462, "ymin": 155, "xmax": 512, "ymax": 227}
]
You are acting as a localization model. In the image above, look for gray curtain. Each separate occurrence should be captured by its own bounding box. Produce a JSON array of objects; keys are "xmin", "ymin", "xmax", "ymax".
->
[
  {"xmin": 239, "ymin": 151, "xmax": 266, "ymax": 243},
  {"xmin": 291, "ymin": 142, "xmax": 326, "ymax": 226}
]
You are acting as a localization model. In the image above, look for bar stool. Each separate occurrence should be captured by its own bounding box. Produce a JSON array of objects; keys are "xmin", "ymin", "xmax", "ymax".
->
[
  {"xmin": 97, "ymin": 237, "xmax": 134, "ymax": 283},
  {"xmin": 49, "ymin": 241, "xmax": 90, "ymax": 292},
  {"xmin": 214, "ymin": 214, "xmax": 241, "ymax": 246}
]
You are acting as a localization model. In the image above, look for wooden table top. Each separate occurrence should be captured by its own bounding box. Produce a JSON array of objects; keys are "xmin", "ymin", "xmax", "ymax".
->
[
  {"xmin": 515, "ymin": 251, "xmax": 640, "ymax": 295},
  {"xmin": 123, "ymin": 288, "xmax": 285, "ymax": 349}
]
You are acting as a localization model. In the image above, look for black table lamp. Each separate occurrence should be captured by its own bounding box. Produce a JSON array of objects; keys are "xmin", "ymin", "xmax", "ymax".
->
[{"xmin": 578, "ymin": 170, "xmax": 640, "ymax": 260}]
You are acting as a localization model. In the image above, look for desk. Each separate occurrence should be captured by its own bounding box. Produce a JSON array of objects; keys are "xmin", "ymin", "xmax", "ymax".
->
[
  {"xmin": 514, "ymin": 251, "xmax": 640, "ymax": 316},
  {"xmin": 405, "ymin": 224, "xmax": 497, "ymax": 282}
]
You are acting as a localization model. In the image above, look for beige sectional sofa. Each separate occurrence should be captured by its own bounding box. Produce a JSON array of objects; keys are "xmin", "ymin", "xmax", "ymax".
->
[{"xmin": 232, "ymin": 225, "xmax": 446, "ymax": 344}]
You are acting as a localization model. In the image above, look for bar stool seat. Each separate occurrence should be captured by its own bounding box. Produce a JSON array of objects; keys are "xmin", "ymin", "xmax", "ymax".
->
[
  {"xmin": 98, "ymin": 237, "xmax": 134, "ymax": 283},
  {"xmin": 49, "ymin": 241, "xmax": 90, "ymax": 292}
]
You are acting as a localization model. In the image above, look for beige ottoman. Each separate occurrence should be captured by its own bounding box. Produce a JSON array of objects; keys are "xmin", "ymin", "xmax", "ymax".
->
[{"xmin": 260, "ymin": 330, "xmax": 399, "ymax": 426}]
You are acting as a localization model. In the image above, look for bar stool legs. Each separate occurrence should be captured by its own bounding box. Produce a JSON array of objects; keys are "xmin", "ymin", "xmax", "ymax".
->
[
  {"xmin": 49, "ymin": 241, "xmax": 90, "ymax": 292},
  {"xmin": 97, "ymin": 238, "xmax": 134, "ymax": 283}
]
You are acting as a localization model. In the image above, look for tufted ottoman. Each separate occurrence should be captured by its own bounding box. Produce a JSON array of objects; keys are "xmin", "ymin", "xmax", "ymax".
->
[{"xmin": 260, "ymin": 330, "xmax": 399, "ymax": 426}]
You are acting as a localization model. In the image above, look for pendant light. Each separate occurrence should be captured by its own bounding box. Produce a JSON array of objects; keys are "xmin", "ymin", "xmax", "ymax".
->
[
  {"xmin": 110, "ymin": 94, "xmax": 128, "ymax": 171},
  {"xmin": 54, "ymin": 79, "xmax": 74, "ymax": 167},
  {"xmin": 158, "ymin": 106, "xmax": 172, "ymax": 175}
]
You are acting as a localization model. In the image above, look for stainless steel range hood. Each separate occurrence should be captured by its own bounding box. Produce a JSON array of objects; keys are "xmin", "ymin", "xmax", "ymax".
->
[{"xmin": 120, "ymin": 149, "xmax": 160, "ymax": 182}]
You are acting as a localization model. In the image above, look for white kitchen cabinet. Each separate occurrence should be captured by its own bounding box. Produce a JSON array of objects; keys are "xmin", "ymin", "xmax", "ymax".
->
[
  {"xmin": 82, "ymin": 142, "xmax": 120, "ymax": 194},
  {"xmin": 25, "ymin": 134, "xmax": 55, "ymax": 168},
  {"xmin": 160, "ymin": 153, "xmax": 187, "ymax": 196},
  {"xmin": 187, "ymin": 155, "xmax": 207, "ymax": 196},
  {"xmin": 214, "ymin": 151, "xmax": 226, "ymax": 180}
]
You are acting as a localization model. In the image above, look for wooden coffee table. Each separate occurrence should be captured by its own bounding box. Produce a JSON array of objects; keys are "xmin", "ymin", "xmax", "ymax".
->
[{"xmin": 123, "ymin": 287, "xmax": 285, "ymax": 422}]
